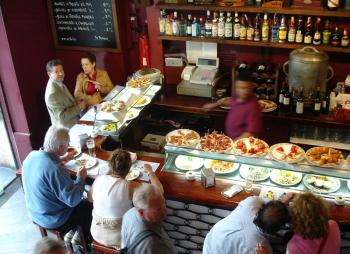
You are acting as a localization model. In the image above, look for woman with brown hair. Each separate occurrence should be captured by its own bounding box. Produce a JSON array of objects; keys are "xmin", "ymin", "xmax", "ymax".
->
[{"xmin": 88, "ymin": 149, "xmax": 163, "ymax": 249}]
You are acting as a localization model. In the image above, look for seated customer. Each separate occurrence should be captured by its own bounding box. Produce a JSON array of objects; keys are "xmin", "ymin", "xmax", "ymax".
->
[
  {"xmin": 121, "ymin": 184, "xmax": 177, "ymax": 254},
  {"xmin": 287, "ymin": 192, "xmax": 340, "ymax": 254},
  {"xmin": 203, "ymin": 196, "xmax": 289, "ymax": 254},
  {"xmin": 22, "ymin": 126, "xmax": 93, "ymax": 244},
  {"xmin": 74, "ymin": 52, "xmax": 114, "ymax": 107},
  {"xmin": 33, "ymin": 237, "xmax": 65, "ymax": 254},
  {"xmin": 88, "ymin": 149, "xmax": 164, "ymax": 249}
]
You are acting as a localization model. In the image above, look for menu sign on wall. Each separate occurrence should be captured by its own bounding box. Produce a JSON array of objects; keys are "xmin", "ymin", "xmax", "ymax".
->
[{"xmin": 48, "ymin": 0, "xmax": 121, "ymax": 52}]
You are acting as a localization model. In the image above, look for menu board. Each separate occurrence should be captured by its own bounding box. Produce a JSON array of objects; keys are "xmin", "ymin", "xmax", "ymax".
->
[{"xmin": 48, "ymin": 0, "xmax": 121, "ymax": 52}]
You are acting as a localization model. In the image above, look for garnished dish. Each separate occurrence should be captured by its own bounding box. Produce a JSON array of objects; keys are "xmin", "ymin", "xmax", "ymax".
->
[
  {"xmin": 133, "ymin": 96, "xmax": 151, "ymax": 108},
  {"xmin": 100, "ymin": 100, "xmax": 126, "ymax": 112},
  {"xmin": 306, "ymin": 147, "xmax": 343, "ymax": 167},
  {"xmin": 125, "ymin": 170, "xmax": 140, "ymax": 181},
  {"xmin": 269, "ymin": 143, "xmax": 305, "ymax": 163},
  {"xmin": 303, "ymin": 174, "xmax": 341, "ymax": 194},
  {"xmin": 239, "ymin": 164, "xmax": 271, "ymax": 181},
  {"xmin": 270, "ymin": 169, "xmax": 303, "ymax": 186},
  {"xmin": 75, "ymin": 157, "xmax": 97, "ymax": 169},
  {"xmin": 124, "ymin": 108, "xmax": 139, "ymax": 122},
  {"xmin": 199, "ymin": 131, "xmax": 233, "ymax": 153},
  {"xmin": 126, "ymin": 77, "xmax": 151, "ymax": 89},
  {"xmin": 204, "ymin": 159, "xmax": 240, "ymax": 174},
  {"xmin": 175, "ymin": 155, "xmax": 204, "ymax": 171},
  {"xmin": 258, "ymin": 99, "xmax": 277, "ymax": 112},
  {"xmin": 233, "ymin": 136, "xmax": 269, "ymax": 157},
  {"xmin": 166, "ymin": 129, "xmax": 200, "ymax": 147},
  {"xmin": 99, "ymin": 123, "xmax": 118, "ymax": 133}
]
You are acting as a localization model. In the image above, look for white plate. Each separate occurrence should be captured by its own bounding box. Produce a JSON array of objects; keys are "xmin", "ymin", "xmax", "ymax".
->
[
  {"xmin": 233, "ymin": 137, "xmax": 269, "ymax": 157},
  {"xmin": 124, "ymin": 108, "xmax": 140, "ymax": 122},
  {"xmin": 239, "ymin": 164, "xmax": 271, "ymax": 181},
  {"xmin": 125, "ymin": 170, "xmax": 140, "ymax": 181},
  {"xmin": 75, "ymin": 157, "xmax": 97, "ymax": 169},
  {"xmin": 175, "ymin": 155, "xmax": 204, "ymax": 171},
  {"xmin": 133, "ymin": 96, "xmax": 151, "ymax": 108},
  {"xmin": 305, "ymin": 147, "xmax": 343, "ymax": 168},
  {"xmin": 258, "ymin": 100, "xmax": 277, "ymax": 113},
  {"xmin": 270, "ymin": 169, "xmax": 303, "ymax": 186},
  {"xmin": 166, "ymin": 129, "xmax": 200, "ymax": 147},
  {"xmin": 204, "ymin": 159, "xmax": 240, "ymax": 174},
  {"xmin": 303, "ymin": 174, "xmax": 341, "ymax": 194},
  {"xmin": 269, "ymin": 143, "xmax": 305, "ymax": 164}
]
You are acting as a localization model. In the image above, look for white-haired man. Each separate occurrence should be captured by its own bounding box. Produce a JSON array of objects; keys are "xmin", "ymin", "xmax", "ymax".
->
[
  {"xmin": 22, "ymin": 126, "xmax": 92, "ymax": 244},
  {"xmin": 121, "ymin": 184, "xmax": 177, "ymax": 254}
]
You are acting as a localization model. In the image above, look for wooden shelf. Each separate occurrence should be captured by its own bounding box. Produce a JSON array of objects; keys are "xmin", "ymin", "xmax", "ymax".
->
[
  {"xmin": 158, "ymin": 35, "xmax": 350, "ymax": 53},
  {"xmin": 157, "ymin": 3, "xmax": 350, "ymax": 18}
]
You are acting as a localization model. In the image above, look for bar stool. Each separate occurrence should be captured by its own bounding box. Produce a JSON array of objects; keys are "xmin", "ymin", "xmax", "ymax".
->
[{"xmin": 91, "ymin": 240, "xmax": 119, "ymax": 254}]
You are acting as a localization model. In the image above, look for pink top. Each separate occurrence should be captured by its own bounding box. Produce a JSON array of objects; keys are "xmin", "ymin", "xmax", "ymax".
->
[
  {"xmin": 287, "ymin": 220, "xmax": 340, "ymax": 254},
  {"xmin": 225, "ymin": 95, "xmax": 262, "ymax": 139}
]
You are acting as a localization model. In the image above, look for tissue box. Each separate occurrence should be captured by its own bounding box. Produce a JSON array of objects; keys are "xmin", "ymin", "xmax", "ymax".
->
[{"xmin": 141, "ymin": 134, "xmax": 165, "ymax": 150}]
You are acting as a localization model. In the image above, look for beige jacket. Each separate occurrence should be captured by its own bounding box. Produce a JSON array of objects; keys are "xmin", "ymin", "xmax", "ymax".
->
[
  {"xmin": 45, "ymin": 80, "xmax": 81, "ymax": 128},
  {"xmin": 74, "ymin": 68, "xmax": 114, "ymax": 107}
]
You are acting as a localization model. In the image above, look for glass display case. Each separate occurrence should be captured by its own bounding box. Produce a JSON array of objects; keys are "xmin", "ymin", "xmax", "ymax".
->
[{"xmin": 163, "ymin": 144, "xmax": 350, "ymax": 200}]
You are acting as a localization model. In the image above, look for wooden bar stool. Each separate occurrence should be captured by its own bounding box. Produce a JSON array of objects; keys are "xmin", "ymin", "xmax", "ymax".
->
[{"xmin": 91, "ymin": 240, "xmax": 119, "ymax": 254}]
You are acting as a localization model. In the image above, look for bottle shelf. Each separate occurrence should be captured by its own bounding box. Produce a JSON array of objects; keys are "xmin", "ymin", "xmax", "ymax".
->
[
  {"xmin": 157, "ymin": 3, "xmax": 350, "ymax": 18},
  {"xmin": 158, "ymin": 35, "xmax": 350, "ymax": 53}
]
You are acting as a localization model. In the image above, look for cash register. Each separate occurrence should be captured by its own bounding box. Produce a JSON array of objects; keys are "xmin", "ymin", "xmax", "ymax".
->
[{"xmin": 177, "ymin": 57, "xmax": 219, "ymax": 98}]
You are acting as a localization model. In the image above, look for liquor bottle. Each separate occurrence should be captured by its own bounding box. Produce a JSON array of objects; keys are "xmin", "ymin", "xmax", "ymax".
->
[
  {"xmin": 200, "ymin": 17, "xmax": 205, "ymax": 38},
  {"xmin": 218, "ymin": 12, "xmax": 225, "ymax": 39},
  {"xmin": 313, "ymin": 87, "xmax": 321, "ymax": 116},
  {"xmin": 304, "ymin": 17, "xmax": 312, "ymax": 44},
  {"xmin": 296, "ymin": 90, "xmax": 304, "ymax": 115},
  {"xmin": 179, "ymin": 14, "xmax": 187, "ymax": 37},
  {"xmin": 239, "ymin": 14, "xmax": 247, "ymax": 40},
  {"xmin": 247, "ymin": 16, "xmax": 254, "ymax": 41},
  {"xmin": 270, "ymin": 14, "xmax": 279, "ymax": 43},
  {"xmin": 278, "ymin": 82, "xmax": 286, "ymax": 105},
  {"xmin": 191, "ymin": 17, "xmax": 199, "ymax": 38},
  {"xmin": 341, "ymin": 28, "xmax": 349, "ymax": 48},
  {"xmin": 313, "ymin": 17, "xmax": 321, "ymax": 45},
  {"xmin": 165, "ymin": 15, "xmax": 173, "ymax": 36},
  {"xmin": 205, "ymin": 10, "xmax": 212, "ymax": 38},
  {"xmin": 172, "ymin": 11, "xmax": 180, "ymax": 36},
  {"xmin": 295, "ymin": 16, "xmax": 304, "ymax": 44},
  {"xmin": 186, "ymin": 14, "xmax": 192, "ymax": 37},
  {"xmin": 331, "ymin": 24, "xmax": 341, "ymax": 47},
  {"xmin": 233, "ymin": 12, "xmax": 240, "ymax": 40},
  {"xmin": 287, "ymin": 16, "xmax": 296, "ymax": 43},
  {"xmin": 212, "ymin": 12, "xmax": 218, "ymax": 38},
  {"xmin": 278, "ymin": 15, "xmax": 287, "ymax": 43},
  {"xmin": 322, "ymin": 92, "xmax": 330, "ymax": 114},
  {"xmin": 225, "ymin": 12, "xmax": 233, "ymax": 39},
  {"xmin": 262, "ymin": 13, "xmax": 269, "ymax": 42},
  {"xmin": 327, "ymin": 0, "xmax": 340, "ymax": 10},
  {"xmin": 283, "ymin": 87, "xmax": 291, "ymax": 108},
  {"xmin": 158, "ymin": 10, "xmax": 166, "ymax": 35},
  {"xmin": 253, "ymin": 14, "xmax": 261, "ymax": 41},
  {"xmin": 322, "ymin": 19, "xmax": 331, "ymax": 45}
]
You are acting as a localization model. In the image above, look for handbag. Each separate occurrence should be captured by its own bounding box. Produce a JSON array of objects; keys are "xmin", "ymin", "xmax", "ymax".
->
[{"xmin": 119, "ymin": 230, "xmax": 155, "ymax": 254}]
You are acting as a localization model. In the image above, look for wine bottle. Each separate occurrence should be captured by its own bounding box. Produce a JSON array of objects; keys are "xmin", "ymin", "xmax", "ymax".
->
[
  {"xmin": 212, "ymin": 12, "xmax": 218, "ymax": 38},
  {"xmin": 191, "ymin": 17, "xmax": 199, "ymax": 38},
  {"xmin": 313, "ymin": 87, "xmax": 321, "ymax": 116},
  {"xmin": 287, "ymin": 16, "xmax": 296, "ymax": 43},
  {"xmin": 179, "ymin": 14, "xmax": 187, "ymax": 37},
  {"xmin": 186, "ymin": 14, "xmax": 192, "ymax": 37},
  {"xmin": 205, "ymin": 10, "xmax": 212, "ymax": 38},
  {"xmin": 313, "ymin": 17, "xmax": 321, "ymax": 45},
  {"xmin": 331, "ymin": 24, "xmax": 341, "ymax": 47},
  {"xmin": 172, "ymin": 11, "xmax": 180, "ymax": 36},
  {"xmin": 239, "ymin": 14, "xmax": 247, "ymax": 40},
  {"xmin": 296, "ymin": 90, "xmax": 304, "ymax": 115},
  {"xmin": 246, "ymin": 16, "xmax": 254, "ymax": 41},
  {"xmin": 218, "ymin": 12, "xmax": 225, "ymax": 39},
  {"xmin": 225, "ymin": 12, "xmax": 233, "ymax": 39},
  {"xmin": 158, "ymin": 10, "xmax": 166, "ymax": 35},
  {"xmin": 200, "ymin": 17, "xmax": 205, "ymax": 38},
  {"xmin": 278, "ymin": 15, "xmax": 287, "ymax": 43},
  {"xmin": 341, "ymin": 28, "xmax": 349, "ymax": 48},
  {"xmin": 278, "ymin": 81, "xmax": 286, "ymax": 105},
  {"xmin": 262, "ymin": 13, "xmax": 269, "ymax": 42},
  {"xmin": 322, "ymin": 19, "xmax": 331, "ymax": 45},
  {"xmin": 304, "ymin": 17, "xmax": 312, "ymax": 44},
  {"xmin": 295, "ymin": 16, "xmax": 304, "ymax": 44},
  {"xmin": 270, "ymin": 14, "xmax": 279, "ymax": 43},
  {"xmin": 322, "ymin": 92, "xmax": 330, "ymax": 114},
  {"xmin": 283, "ymin": 87, "xmax": 291, "ymax": 108},
  {"xmin": 233, "ymin": 12, "xmax": 240, "ymax": 40},
  {"xmin": 253, "ymin": 14, "xmax": 261, "ymax": 41},
  {"xmin": 165, "ymin": 15, "xmax": 173, "ymax": 36}
]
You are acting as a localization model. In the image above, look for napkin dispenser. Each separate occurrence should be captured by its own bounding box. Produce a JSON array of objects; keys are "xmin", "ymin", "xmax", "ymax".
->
[{"xmin": 201, "ymin": 167, "xmax": 215, "ymax": 188}]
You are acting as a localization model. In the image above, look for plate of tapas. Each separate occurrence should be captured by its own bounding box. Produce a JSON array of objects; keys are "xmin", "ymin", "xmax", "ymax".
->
[
  {"xmin": 133, "ymin": 96, "xmax": 151, "ymax": 108},
  {"xmin": 99, "ymin": 100, "xmax": 126, "ymax": 112},
  {"xmin": 305, "ymin": 147, "xmax": 343, "ymax": 167},
  {"xmin": 175, "ymin": 155, "xmax": 204, "ymax": 171},
  {"xmin": 126, "ymin": 77, "xmax": 151, "ymax": 89},
  {"xmin": 270, "ymin": 169, "xmax": 303, "ymax": 186},
  {"xmin": 258, "ymin": 100, "xmax": 277, "ymax": 113},
  {"xmin": 125, "ymin": 169, "xmax": 140, "ymax": 181},
  {"xmin": 204, "ymin": 159, "xmax": 240, "ymax": 174},
  {"xmin": 233, "ymin": 136, "xmax": 269, "ymax": 157},
  {"xmin": 75, "ymin": 157, "xmax": 97, "ymax": 169},
  {"xmin": 239, "ymin": 164, "xmax": 271, "ymax": 182},
  {"xmin": 303, "ymin": 174, "xmax": 341, "ymax": 194},
  {"xmin": 124, "ymin": 108, "xmax": 140, "ymax": 122},
  {"xmin": 269, "ymin": 143, "xmax": 305, "ymax": 164},
  {"xmin": 166, "ymin": 129, "xmax": 200, "ymax": 147},
  {"xmin": 199, "ymin": 131, "xmax": 234, "ymax": 153}
]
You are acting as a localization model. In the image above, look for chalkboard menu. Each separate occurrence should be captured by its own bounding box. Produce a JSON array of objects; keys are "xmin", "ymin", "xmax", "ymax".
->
[{"xmin": 48, "ymin": 0, "xmax": 121, "ymax": 52}]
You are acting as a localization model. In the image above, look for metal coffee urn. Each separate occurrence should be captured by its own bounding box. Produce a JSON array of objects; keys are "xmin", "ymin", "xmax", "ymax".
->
[{"xmin": 283, "ymin": 47, "xmax": 334, "ymax": 106}]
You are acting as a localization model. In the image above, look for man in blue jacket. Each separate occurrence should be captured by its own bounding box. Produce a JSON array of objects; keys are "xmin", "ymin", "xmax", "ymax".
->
[{"xmin": 22, "ymin": 125, "xmax": 92, "ymax": 243}]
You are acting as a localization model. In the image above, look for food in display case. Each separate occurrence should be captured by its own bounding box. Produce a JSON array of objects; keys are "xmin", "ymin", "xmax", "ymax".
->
[
  {"xmin": 270, "ymin": 169, "xmax": 303, "ymax": 186},
  {"xmin": 166, "ymin": 129, "xmax": 200, "ymax": 147},
  {"xmin": 175, "ymin": 155, "xmax": 204, "ymax": 171},
  {"xmin": 75, "ymin": 157, "xmax": 97, "ymax": 169},
  {"xmin": 99, "ymin": 122, "xmax": 118, "ymax": 133},
  {"xmin": 258, "ymin": 99, "xmax": 277, "ymax": 112},
  {"xmin": 100, "ymin": 101, "xmax": 126, "ymax": 112},
  {"xmin": 126, "ymin": 77, "xmax": 151, "ymax": 89},
  {"xmin": 306, "ymin": 147, "xmax": 343, "ymax": 167},
  {"xmin": 269, "ymin": 143, "xmax": 305, "ymax": 163},
  {"xmin": 204, "ymin": 159, "xmax": 240, "ymax": 174},
  {"xmin": 133, "ymin": 96, "xmax": 151, "ymax": 107},
  {"xmin": 199, "ymin": 131, "xmax": 234, "ymax": 153},
  {"xmin": 239, "ymin": 164, "xmax": 271, "ymax": 181},
  {"xmin": 233, "ymin": 136, "xmax": 269, "ymax": 156},
  {"xmin": 303, "ymin": 174, "xmax": 341, "ymax": 194}
]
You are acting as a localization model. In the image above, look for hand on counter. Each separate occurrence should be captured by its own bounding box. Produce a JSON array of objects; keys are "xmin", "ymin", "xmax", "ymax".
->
[{"xmin": 202, "ymin": 97, "xmax": 231, "ymax": 112}]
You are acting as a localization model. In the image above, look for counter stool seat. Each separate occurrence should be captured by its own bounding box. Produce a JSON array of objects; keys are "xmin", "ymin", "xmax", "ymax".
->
[{"xmin": 91, "ymin": 240, "xmax": 119, "ymax": 254}]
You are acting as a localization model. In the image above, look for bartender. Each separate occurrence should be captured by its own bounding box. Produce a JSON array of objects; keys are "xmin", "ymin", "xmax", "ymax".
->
[{"xmin": 203, "ymin": 71, "xmax": 262, "ymax": 140}]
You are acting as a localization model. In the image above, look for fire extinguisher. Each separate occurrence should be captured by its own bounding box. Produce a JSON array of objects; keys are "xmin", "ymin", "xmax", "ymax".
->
[{"xmin": 138, "ymin": 23, "xmax": 150, "ymax": 69}]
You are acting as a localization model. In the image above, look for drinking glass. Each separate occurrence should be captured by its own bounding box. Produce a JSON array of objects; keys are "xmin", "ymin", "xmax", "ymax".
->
[
  {"xmin": 86, "ymin": 138, "xmax": 96, "ymax": 157},
  {"xmin": 244, "ymin": 179, "xmax": 253, "ymax": 192}
]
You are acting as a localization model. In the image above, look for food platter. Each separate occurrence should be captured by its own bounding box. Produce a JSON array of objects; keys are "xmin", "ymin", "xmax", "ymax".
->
[
  {"xmin": 133, "ymin": 96, "xmax": 151, "ymax": 108},
  {"xmin": 204, "ymin": 159, "xmax": 240, "ymax": 174},
  {"xmin": 305, "ymin": 147, "xmax": 343, "ymax": 167},
  {"xmin": 125, "ymin": 170, "xmax": 140, "ymax": 181},
  {"xmin": 233, "ymin": 137, "xmax": 269, "ymax": 157},
  {"xmin": 99, "ymin": 122, "xmax": 118, "ymax": 133},
  {"xmin": 126, "ymin": 77, "xmax": 151, "ymax": 89},
  {"xmin": 75, "ymin": 157, "xmax": 97, "ymax": 169},
  {"xmin": 270, "ymin": 169, "xmax": 303, "ymax": 186},
  {"xmin": 199, "ymin": 131, "xmax": 234, "ymax": 153},
  {"xmin": 124, "ymin": 108, "xmax": 140, "ymax": 122},
  {"xmin": 175, "ymin": 155, "xmax": 204, "ymax": 171},
  {"xmin": 258, "ymin": 99, "xmax": 277, "ymax": 113},
  {"xmin": 166, "ymin": 129, "xmax": 200, "ymax": 147},
  {"xmin": 239, "ymin": 164, "xmax": 271, "ymax": 181},
  {"xmin": 303, "ymin": 174, "xmax": 341, "ymax": 194},
  {"xmin": 269, "ymin": 143, "xmax": 305, "ymax": 164},
  {"xmin": 99, "ymin": 100, "xmax": 126, "ymax": 112}
]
